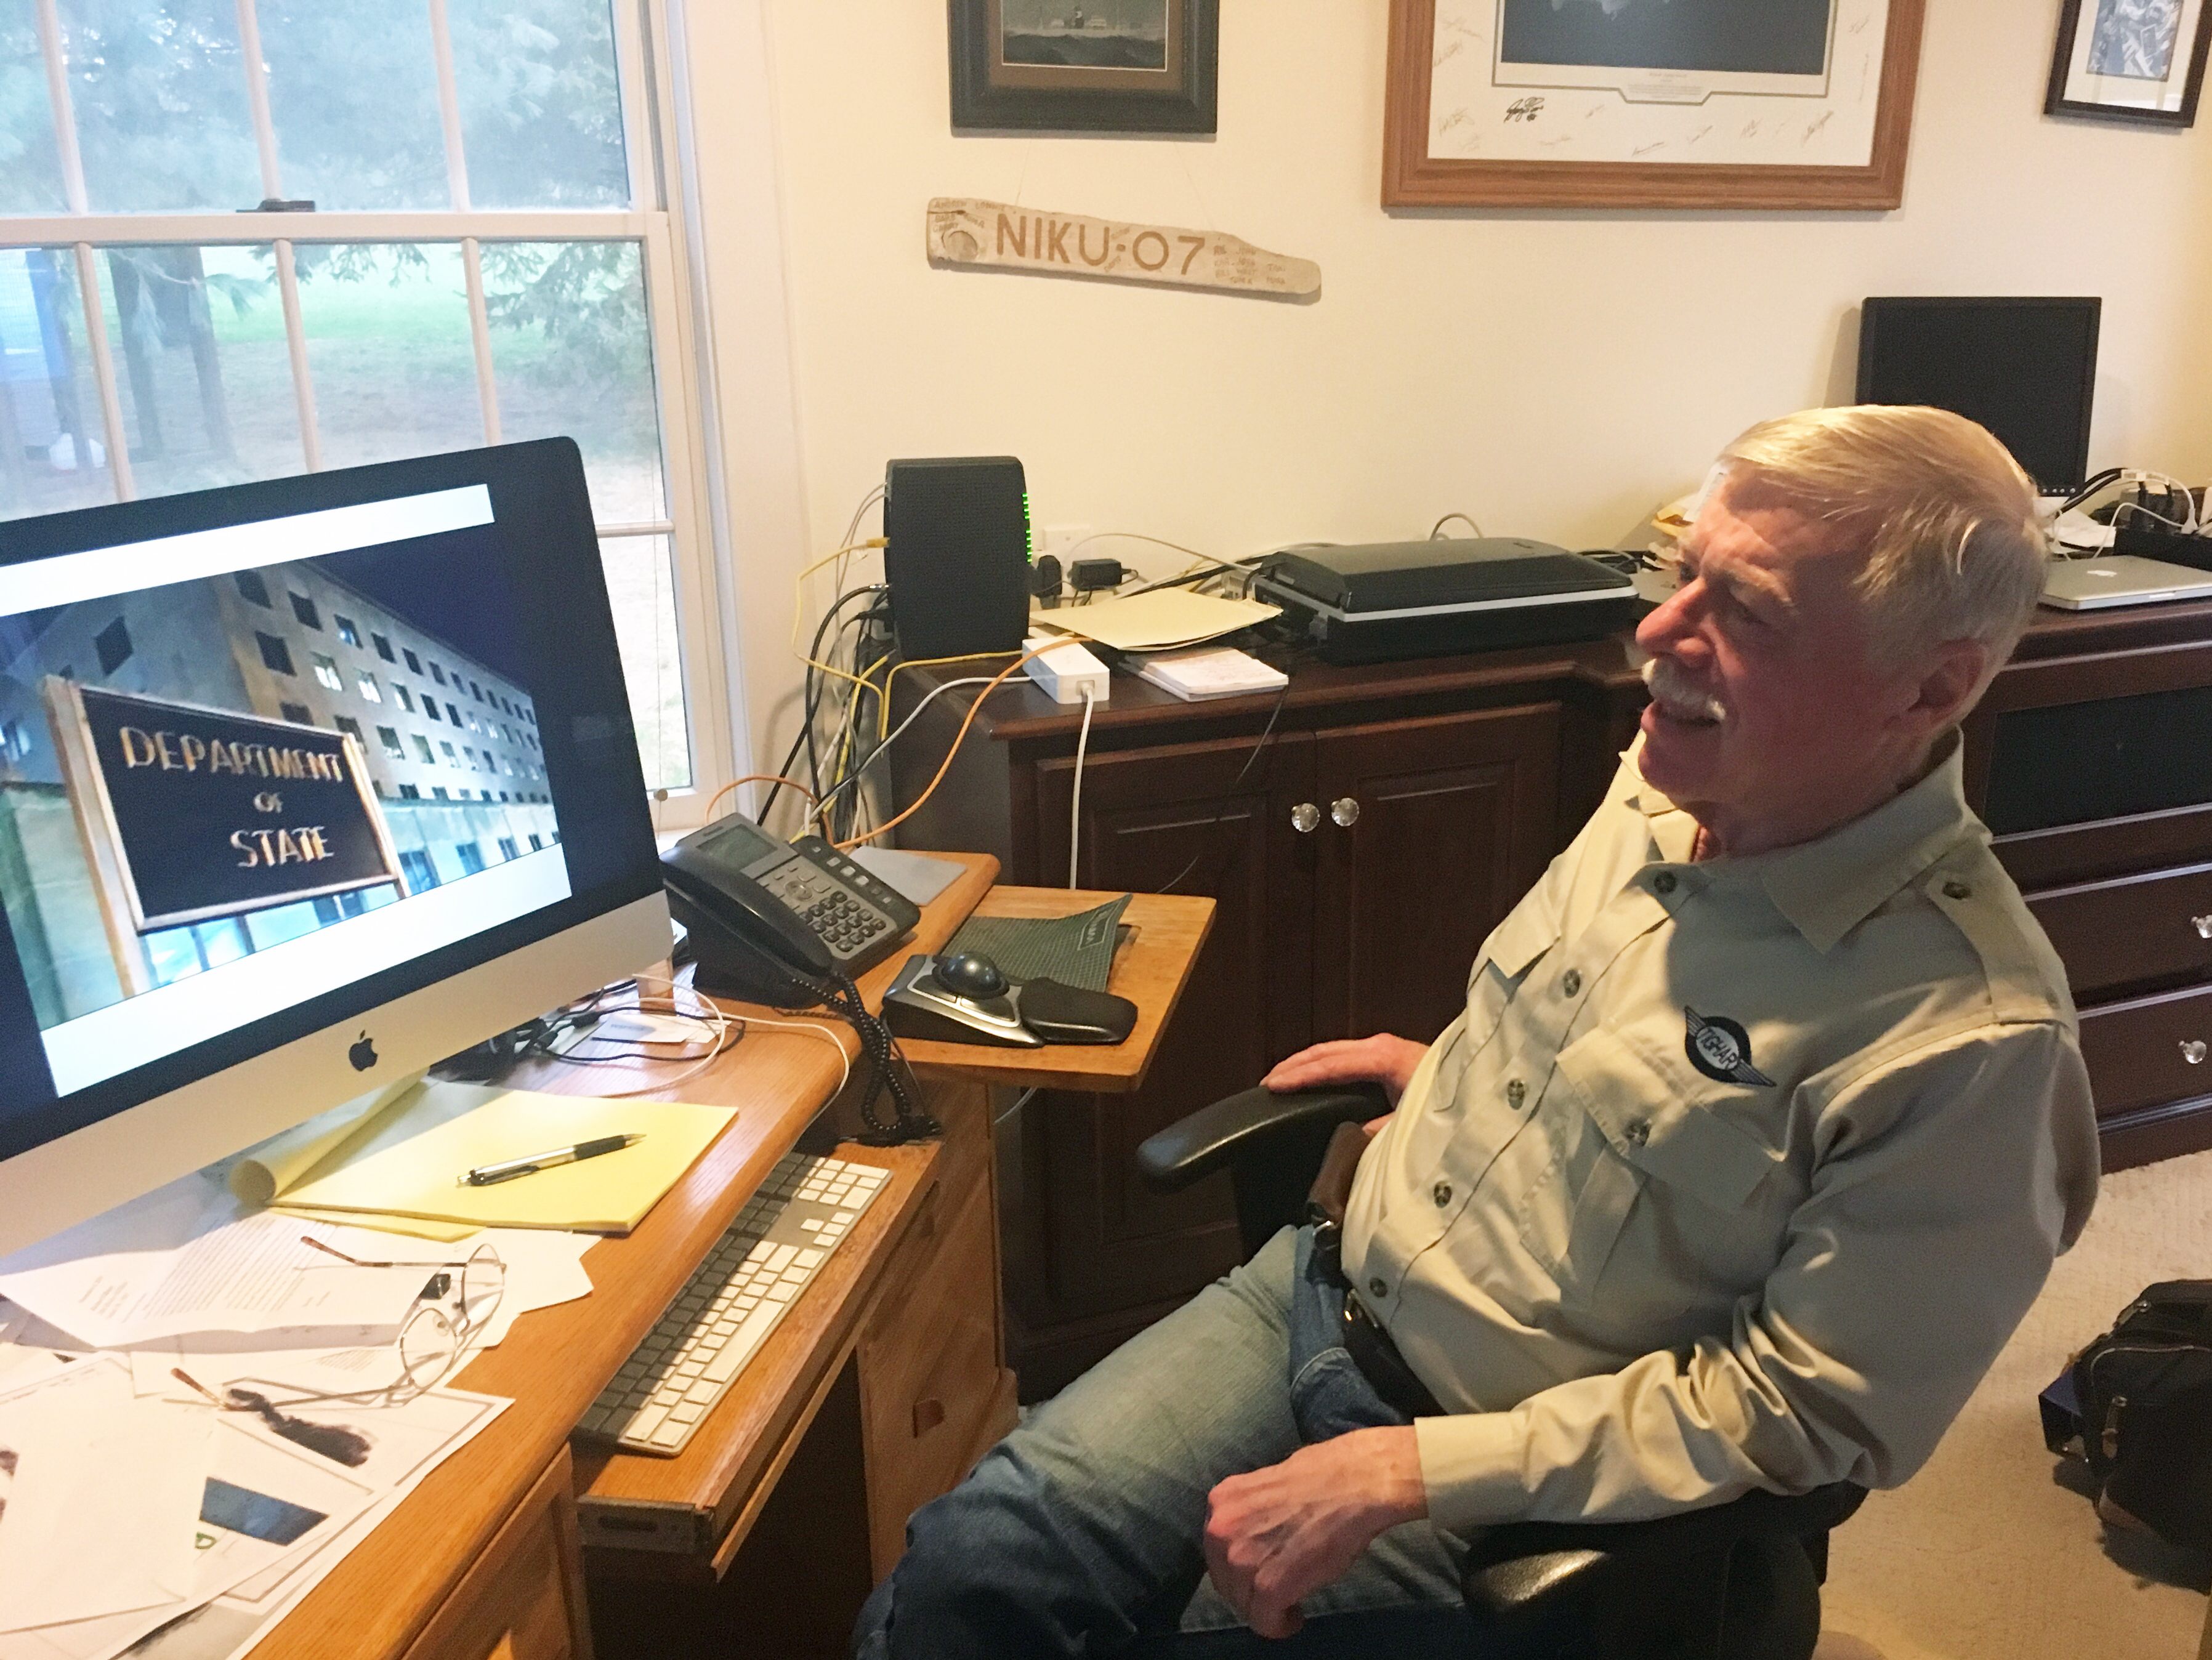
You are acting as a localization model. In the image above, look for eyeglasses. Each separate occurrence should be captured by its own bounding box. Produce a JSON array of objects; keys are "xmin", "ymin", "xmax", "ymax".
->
[{"xmin": 192, "ymin": 1239, "xmax": 507, "ymax": 1411}]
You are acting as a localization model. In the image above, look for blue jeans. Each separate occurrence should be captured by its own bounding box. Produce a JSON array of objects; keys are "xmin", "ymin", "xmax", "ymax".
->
[{"xmin": 852, "ymin": 1227, "xmax": 1475, "ymax": 1658}]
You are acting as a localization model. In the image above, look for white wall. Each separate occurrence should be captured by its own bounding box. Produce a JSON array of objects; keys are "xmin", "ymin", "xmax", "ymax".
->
[{"xmin": 682, "ymin": 0, "xmax": 2212, "ymax": 777}]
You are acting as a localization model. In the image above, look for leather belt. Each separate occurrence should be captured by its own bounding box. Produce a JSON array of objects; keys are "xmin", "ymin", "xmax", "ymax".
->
[{"xmin": 1322, "ymin": 1244, "xmax": 1443, "ymax": 1420}]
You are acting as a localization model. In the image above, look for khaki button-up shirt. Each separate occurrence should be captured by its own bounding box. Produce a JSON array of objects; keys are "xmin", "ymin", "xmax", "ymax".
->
[{"xmin": 1341, "ymin": 736, "xmax": 2100, "ymax": 1534}]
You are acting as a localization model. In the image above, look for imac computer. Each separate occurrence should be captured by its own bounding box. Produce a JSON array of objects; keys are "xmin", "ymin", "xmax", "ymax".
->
[
  {"xmin": 1856, "ymin": 296, "xmax": 2102, "ymax": 496},
  {"xmin": 0, "ymin": 440, "xmax": 670, "ymax": 1255}
]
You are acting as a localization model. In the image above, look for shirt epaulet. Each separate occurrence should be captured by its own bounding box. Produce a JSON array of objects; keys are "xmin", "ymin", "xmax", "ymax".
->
[{"xmin": 1919, "ymin": 847, "xmax": 2072, "ymax": 1029}]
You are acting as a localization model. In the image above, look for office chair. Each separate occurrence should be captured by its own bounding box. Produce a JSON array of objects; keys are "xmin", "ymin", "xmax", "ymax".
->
[{"xmin": 1137, "ymin": 1084, "xmax": 1865, "ymax": 1660}]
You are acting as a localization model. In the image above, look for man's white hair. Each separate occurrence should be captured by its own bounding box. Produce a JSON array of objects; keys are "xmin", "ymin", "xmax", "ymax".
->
[{"xmin": 1717, "ymin": 405, "xmax": 2048, "ymax": 680}]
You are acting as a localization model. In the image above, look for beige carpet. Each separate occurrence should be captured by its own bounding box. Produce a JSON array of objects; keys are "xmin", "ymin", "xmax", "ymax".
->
[{"xmin": 1816, "ymin": 1148, "xmax": 2212, "ymax": 1660}]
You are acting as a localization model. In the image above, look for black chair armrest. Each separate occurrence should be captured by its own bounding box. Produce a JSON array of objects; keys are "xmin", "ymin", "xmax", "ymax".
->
[
  {"xmin": 1463, "ymin": 1481, "xmax": 1867, "ymax": 1576},
  {"xmin": 1134, "ymin": 1083, "xmax": 1390, "ymax": 1193},
  {"xmin": 1461, "ymin": 1483, "xmax": 1867, "ymax": 1660}
]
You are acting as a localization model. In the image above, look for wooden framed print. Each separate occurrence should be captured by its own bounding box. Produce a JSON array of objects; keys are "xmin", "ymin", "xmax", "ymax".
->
[
  {"xmin": 1383, "ymin": 0, "xmax": 1927, "ymax": 209},
  {"xmin": 2047, "ymin": 0, "xmax": 2210, "ymax": 127},
  {"xmin": 950, "ymin": 0, "xmax": 1218, "ymax": 134}
]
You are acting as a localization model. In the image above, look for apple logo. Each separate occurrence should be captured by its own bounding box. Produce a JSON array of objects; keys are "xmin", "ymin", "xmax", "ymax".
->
[{"xmin": 348, "ymin": 1031, "xmax": 379, "ymax": 1072}]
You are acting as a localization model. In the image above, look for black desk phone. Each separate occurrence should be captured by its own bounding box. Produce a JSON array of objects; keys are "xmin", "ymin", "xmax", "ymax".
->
[{"xmin": 663, "ymin": 815, "xmax": 921, "ymax": 1005}]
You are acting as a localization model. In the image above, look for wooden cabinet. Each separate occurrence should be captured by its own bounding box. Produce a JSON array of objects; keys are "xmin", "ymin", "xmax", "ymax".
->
[
  {"xmin": 405, "ymin": 1451, "xmax": 593, "ymax": 1660},
  {"xmin": 1965, "ymin": 600, "xmax": 2212, "ymax": 1170},
  {"xmin": 890, "ymin": 645, "xmax": 1637, "ymax": 1394}
]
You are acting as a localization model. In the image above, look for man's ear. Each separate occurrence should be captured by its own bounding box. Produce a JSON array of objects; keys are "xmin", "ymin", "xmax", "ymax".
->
[{"xmin": 1905, "ymin": 640, "xmax": 1989, "ymax": 733}]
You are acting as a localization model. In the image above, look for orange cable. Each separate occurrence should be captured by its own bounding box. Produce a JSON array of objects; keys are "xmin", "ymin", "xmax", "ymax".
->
[
  {"xmin": 702, "ymin": 772, "xmax": 820, "ymax": 823},
  {"xmin": 833, "ymin": 647, "xmax": 1052, "ymax": 851}
]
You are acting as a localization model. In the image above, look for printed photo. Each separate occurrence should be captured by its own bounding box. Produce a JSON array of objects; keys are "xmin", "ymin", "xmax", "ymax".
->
[
  {"xmin": 2088, "ymin": 0, "xmax": 2185, "ymax": 78},
  {"xmin": 0, "ymin": 537, "xmax": 561, "ymax": 1035},
  {"xmin": 1001, "ymin": 0, "xmax": 1170, "ymax": 70},
  {"xmin": 1499, "ymin": 0, "xmax": 1835, "ymax": 78}
]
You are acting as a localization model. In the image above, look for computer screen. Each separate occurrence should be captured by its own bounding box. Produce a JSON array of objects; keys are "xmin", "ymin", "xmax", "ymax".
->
[
  {"xmin": 1856, "ymin": 297, "xmax": 2102, "ymax": 494},
  {"xmin": 0, "ymin": 441, "xmax": 668, "ymax": 1252}
]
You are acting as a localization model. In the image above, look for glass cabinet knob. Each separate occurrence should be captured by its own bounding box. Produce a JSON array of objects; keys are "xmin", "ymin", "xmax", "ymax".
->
[
  {"xmin": 2182, "ymin": 1040, "xmax": 2208, "ymax": 1066},
  {"xmin": 1291, "ymin": 802, "xmax": 1321, "ymax": 834},
  {"xmin": 1331, "ymin": 797, "xmax": 1360, "ymax": 828},
  {"xmin": 2193, "ymin": 915, "xmax": 2212, "ymax": 940}
]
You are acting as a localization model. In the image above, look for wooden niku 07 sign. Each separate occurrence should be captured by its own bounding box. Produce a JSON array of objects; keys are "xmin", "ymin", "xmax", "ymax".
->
[
  {"xmin": 47, "ymin": 680, "xmax": 406, "ymax": 935},
  {"xmin": 927, "ymin": 197, "xmax": 1320, "ymax": 299}
]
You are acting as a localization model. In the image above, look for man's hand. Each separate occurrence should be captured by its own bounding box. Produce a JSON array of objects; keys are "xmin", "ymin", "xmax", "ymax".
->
[
  {"xmin": 1263, "ymin": 1034, "xmax": 1428, "ymax": 1105},
  {"xmin": 1203, "ymin": 1427, "xmax": 1428, "ymax": 1639}
]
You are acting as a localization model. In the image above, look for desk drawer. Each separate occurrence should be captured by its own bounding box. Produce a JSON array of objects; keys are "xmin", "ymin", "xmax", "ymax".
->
[
  {"xmin": 2027, "ymin": 863, "xmax": 2212, "ymax": 1002},
  {"xmin": 856, "ymin": 1177, "xmax": 1009, "ymax": 1573},
  {"xmin": 2078, "ymin": 981, "xmax": 2212, "ymax": 1121}
]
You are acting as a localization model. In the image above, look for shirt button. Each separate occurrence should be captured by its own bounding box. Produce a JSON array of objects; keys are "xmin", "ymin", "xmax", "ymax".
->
[
  {"xmin": 1653, "ymin": 871, "xmax": 1678, "ymax": 895},
  {"xmin": 1432, "ymin": 1180, "xmax": 1453, "ymax": 1207},
  {"xmin": 1561, "ymin": 969, "xmax": 1582, "ymax": 996},
  {"xmin": 1626, "ymin": 1119, "xmax": 1650, "ymax": 1146},
  {"xmin": 1943, "ymin": 879, "xmax": 1972, "ymax": 900},
  {"xmin": 1506, "ymin": 1079, "xmax": 1527, "ymax": 1110},
  {"xmin": 1368, "ymin": 1277, "xmax": 1389, "ymax": 1300}
]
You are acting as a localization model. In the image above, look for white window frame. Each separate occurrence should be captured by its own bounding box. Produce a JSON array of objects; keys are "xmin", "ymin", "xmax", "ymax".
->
[{"xmin": 4, "ymin": 0, "xmax": 740, "ymax": 827}]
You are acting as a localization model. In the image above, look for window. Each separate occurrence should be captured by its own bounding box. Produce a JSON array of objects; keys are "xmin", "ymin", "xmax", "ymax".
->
[
  {"xmin": 289, "ymin": 593, "xmax": 321, "ymax": 631},
  {"xmin": 429, "ymin": 663, "xmax": 447, "ymax": 687},
  {"xmin": 2, "ymin": 719, "xmax": 25, "ymax": 762},
  {"xmin": 95, "ymin": 616, "xmax": 133, "ymax": 674},
  {"xmin": 2, "ymin": 0, "xmax": 714, "ymax": 806},
  {"xmin": 371, "ymin": 633, "xmax": 395, "ymax": 663},
  {"xmin": 470, "ymin": 680, "xmax": 483, "ymax": 701},
  {"xmin": 398, "ymin": 783, "xmax": 421, "ymax": 800},
  {"xmin": 376, "ymin": 726, "xmax": 405, "ymax": 760},
  {"xmin": 357, "ymin": 669, "xmax": 382, "ymax": 704},
  {"xmin": 398, "ymin": 850, "xmax": 437, "ymax": 890},
  {"xmin": 441, "ymin": 741, "xmax": 459, "ymax": 764},
  {"xmin": 312, "ymin": 653, "xmax": 343, "ymax": 691},
  {"xmin": 497, "ymin": 837, "xmax": 519, "ymax": 861},
  {"xmin": 528, "ymin": 833, "xmax": 543, "ymax": 851},
  {"xmin": 257, "ymin": 634, "xmax": 297, "ymax": 676},
  {"xmin": 236, "ymin": 571, "xmax": 272, "ymax": 608},
  {"xmin": 393, "ymin": 685, "xmax": 414, "ymax": 713},
  {"xmin": 411, "ymin": 735, "xmax": 435, "ymax": 764},
  {"xmin": 334, "ymin": 715, "xmax": 364, "ymax": 742},
  {"xmin": 433, "ymin": 786, "xmax": 450, "ymax": 800},
  {"xmin": 280, "ymin": 701, "xmax": 313, "ymax": 725},
  {"xmin": 482, "ymin": 789, "xmax": 495, "ymax": 802},
  {"xmin": 465, "ymin": 712, "xmax": 481, "ymax": 734},
  {"xmin": 462, "ymin": 746, "xmax": 479, "ymax": 770},
  {"xmin": 424, "ymin": 699, "xmax": 442, "ymax": 723},
  {"xmin": 447, "ymin": 702, "xmax": 464, "ymax": 725},
  {"xmin": 334, "ymin": 616, "xmax": 361, "ymax": 647},
  {"xmin": 454, "ymin": 842, "xmax": 486, "ymax": 876},
  {"xmin": 404, "ymin": 648, "xmax": 423, "ymax": 675}
]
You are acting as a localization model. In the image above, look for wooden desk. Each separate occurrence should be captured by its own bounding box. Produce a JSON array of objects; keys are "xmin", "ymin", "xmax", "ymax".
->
[{"xmin": 250, "ymin": 856, "xmax": 1213, "ymax": 1660}]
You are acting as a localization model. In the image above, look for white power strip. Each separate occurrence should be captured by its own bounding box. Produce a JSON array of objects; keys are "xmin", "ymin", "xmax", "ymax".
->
[{"xmin": 1023, "ymin": 633, "xmax": 1111, "ymax": 704}]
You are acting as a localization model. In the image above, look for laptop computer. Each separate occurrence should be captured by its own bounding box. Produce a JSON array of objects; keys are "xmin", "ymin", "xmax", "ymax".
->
[{"xmin": 2041, "ymin": 555, "xmax": 2212, "ymax": 611}]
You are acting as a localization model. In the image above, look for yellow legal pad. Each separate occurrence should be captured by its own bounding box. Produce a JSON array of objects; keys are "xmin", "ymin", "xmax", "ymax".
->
[{"xmin": 229, "ymin": 1079, "xmax": 735, "ymax": 1235}]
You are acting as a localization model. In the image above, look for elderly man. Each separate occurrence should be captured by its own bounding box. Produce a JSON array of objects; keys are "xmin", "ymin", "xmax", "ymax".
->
[{"xmin": 854, "ymin": 405, "xmax": 2100, "ymax": 1658}]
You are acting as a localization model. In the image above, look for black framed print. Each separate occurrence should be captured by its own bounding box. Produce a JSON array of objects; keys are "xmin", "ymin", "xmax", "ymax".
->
[
  {"xmin": 2047, "ymin": 0, "xmax": 2210, "ymax": 127},
  {"xmin": 950, "ymin": 0, "xmax": 1219, "ymax": 134}
]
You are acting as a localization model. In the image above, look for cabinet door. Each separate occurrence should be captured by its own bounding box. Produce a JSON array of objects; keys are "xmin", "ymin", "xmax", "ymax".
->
[
  {"xmin": 1312, "ymin": 704, "xmax": 1560, "ymax": 1047},
  {"xmin": 1015, "ymin": 730, "xmax": 1316, "ymax": 1387},
  {"xmin": 404, "ymin": 1451, "xmax": 592, "ymax": 1660}
]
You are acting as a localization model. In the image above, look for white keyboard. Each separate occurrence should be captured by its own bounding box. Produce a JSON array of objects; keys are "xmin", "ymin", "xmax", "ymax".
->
[{"xmin": 579, "ymin": 1152, "xmax": 888, "ymax": 1456}]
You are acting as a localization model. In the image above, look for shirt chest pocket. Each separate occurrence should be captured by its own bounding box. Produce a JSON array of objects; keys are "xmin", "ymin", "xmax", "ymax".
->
[
  {"xmin": 1451, "ymin": 902, "xmax": 1558, "ymax": 1084},
  {"xmin": 1526, "ymin": 1027, "xmax": 1784, "ymax": 1307}
]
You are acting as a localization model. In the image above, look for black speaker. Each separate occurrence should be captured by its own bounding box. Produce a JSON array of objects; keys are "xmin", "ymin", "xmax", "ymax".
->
[{"xmin": 883, "ymin": 456, "xmax": 1031, "ymax": 660}]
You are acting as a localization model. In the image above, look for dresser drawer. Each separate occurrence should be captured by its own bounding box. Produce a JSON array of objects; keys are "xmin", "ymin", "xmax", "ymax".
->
[
  {"xmin": 2078, "ymin": 981, "xmax": 2212, "ymax": 1121},
  {"xmin": 2027, "ymin": 862, "xmax": 2212, "ymax": 1002}
]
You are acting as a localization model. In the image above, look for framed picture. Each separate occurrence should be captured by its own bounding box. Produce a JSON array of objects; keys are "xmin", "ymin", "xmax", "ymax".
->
[
  {"xmin": 949, "ymin": 0, "xmax": 1218, "ymax": 134},
  {"xmin": 2046, "ymin": 0, "xmax": 2210, "ymax": 127},
  {"xmin": 1383, "ymin": 0, "xmax": 1927, "ymax": 210}
]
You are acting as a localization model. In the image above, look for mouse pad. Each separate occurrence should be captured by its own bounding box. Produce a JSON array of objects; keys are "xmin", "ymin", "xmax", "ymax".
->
[{"xmin": 944, "ymin": 893, "xmax": 1133, "ymax": 991}]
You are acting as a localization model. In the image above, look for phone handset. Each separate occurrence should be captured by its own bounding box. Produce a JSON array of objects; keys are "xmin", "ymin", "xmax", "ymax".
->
[{"xmin": 662, "ymin": 846, "xmax": 836, "ymax": 980}]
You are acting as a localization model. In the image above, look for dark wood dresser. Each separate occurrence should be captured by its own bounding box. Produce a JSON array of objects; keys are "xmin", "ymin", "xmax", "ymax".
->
[{"xmin": 889, "ymin": 600, "xmax": 2212, "ymax": 1395}]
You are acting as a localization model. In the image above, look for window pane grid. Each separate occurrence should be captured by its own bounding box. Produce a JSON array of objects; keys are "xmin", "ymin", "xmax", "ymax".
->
[{"xmin": 5, "ymin": 2, "xmax": 714, "ymax": 810}]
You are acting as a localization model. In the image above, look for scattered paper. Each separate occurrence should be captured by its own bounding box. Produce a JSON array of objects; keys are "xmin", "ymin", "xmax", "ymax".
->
[
  {"xmin": 0, "ymin": 1361, "xmax": 212, "ymax": 1634},
  {"xmin": 0, "ymin": 1180, "xmax": 430, "ymax": 1350}
]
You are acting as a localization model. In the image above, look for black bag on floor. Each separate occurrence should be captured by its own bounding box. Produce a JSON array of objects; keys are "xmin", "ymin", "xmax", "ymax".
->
[{"xmin": 2041, "ymin": 1280, "xmax": 2212, "ymax": 1553}]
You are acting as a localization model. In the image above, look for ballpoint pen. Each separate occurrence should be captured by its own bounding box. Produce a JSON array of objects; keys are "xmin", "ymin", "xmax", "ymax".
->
[{"xmin": 459, "ymin": 1133, "xmax": 645, "ymax": 1187}]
